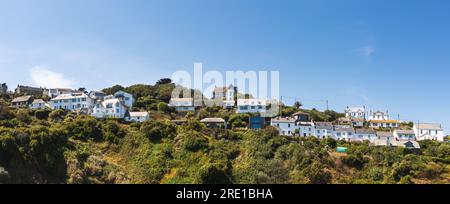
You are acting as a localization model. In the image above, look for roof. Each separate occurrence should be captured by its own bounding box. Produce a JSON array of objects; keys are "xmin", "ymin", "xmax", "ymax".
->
[
  {"xmin": 99, "ymin": 98, "xmax": 126, "ymax": 108},
  {"xmin": 170, "ymin": 98, "xmax": 193, "ymax": 103},
  {"xmin": 377, "ymin": 131, "xmax": 393, "ymax": 138},
  {"xmin": 369, "ymin": 120, "xmax": 400, "ymax": 123},
  {"xmin": 372, "ymin": 139, "xmax": 389, "ymax": 146},
  {"xmin": 315, "ymin": 122, "xmax": 333, "ymax": 130},
  {"xmin": 32, "ymin": 99, "xmax": 47, "ymax": 104},
  {"xmin": 51, "ymin": 93, "xmax": 89, "ymax": 100},
  {"xmin": 12, "ymin": 95, "xmax": 33, "ymax": 103},
  {"xmin": 371, "ymin": 110, "xmax": 388, "ymax": 116},
  {"xmin": 114, "ymin": 91, "xmax": 133, "ymax": 97},
  {"xmin": 346, "ymin": 107, "xmax": 365, "ymax": 112},
  {"xmin": 391, "ymin": 140, "xmax": 420, "ymax": 149},
  {"xmin": 129, "ymin": 112, "xmax": 149, "ymax": 117},
  {"xmin": 334, "ymin": 125, "xmax": 354, "ymax": 132},
  {"xmin": 237, "ymin": 99, "xmax": 267, "ymax": 106},
  {"xmin": 355, "ymin": 129, "xmax": 376, "ymax": 134},
  {"xmin": 292, "ymin": 111, "xmax": 309, "ymax": 116},
  {"xmin": 394, "ymin": 129, "xmax": 415, "ymax": 134},
  {"xmin": 271, "ymin": 117, "xmax": 296, "ymax": 123},
  {"xmin": 415, "ymin": 123, "xmax": 443, "ymax": 130},
  {"xmin": 200, "ymin": 118, "xmax": 226, "ymax": 123},
  {"xmin": 337, "ymin": 117, "xmax": 351, "ymax": 122},
  {"xmin": 213, "ymin": 85, "xmax": 235, "ymax": 93},
  {"xmin": 351, "ymin": 118, "xmax": 365, "ymax": 122}
]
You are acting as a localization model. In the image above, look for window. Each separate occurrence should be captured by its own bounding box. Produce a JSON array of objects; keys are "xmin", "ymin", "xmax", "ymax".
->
[
  {"xmin": 82, "ymin": 98, "xmax": 86, "ymax": 102},
  {"xmin": 116, "ymin": 109, "xmax": 120, "ymax": 113},
  {"xmin": 288, "ymin": 124, "xmax": 291, "ymax": 128}
]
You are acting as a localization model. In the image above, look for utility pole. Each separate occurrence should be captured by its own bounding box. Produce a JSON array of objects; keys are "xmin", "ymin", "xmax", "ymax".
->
[
  {"xmin": 326, "ymin": 100, "xmax": 329, "ymax": 111},
  {"xmin": 279, "ymin": 96, "xmax": 283, "ymax": 117}
]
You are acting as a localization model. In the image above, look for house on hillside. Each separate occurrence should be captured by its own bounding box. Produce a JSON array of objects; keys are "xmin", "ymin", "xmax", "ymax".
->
[
  {"xmin": 352, "ymin": 129, "xmax": 377, "ymax": 142},
  {"xmin": 212, "ymin": 85, "xmax": 237, "ymax": 109},
  {"xmin": 369, "ymin": 120, "xmax": 400, "ymax": 129},
  {"xmin": 169, "ymin": 98, "xmax": 195, "ymax": 112},
  {"xmin": 236, "ymin": 99, "xmax": 267, "ymax": 114},
  {"xmin": 413, "ymin": 123, "xmax": 445, "ymax": 141},
  {"xmin": 50, "ymin": 92, "xmax": 95, "ymax": 113},
  {"xmin": 92, "ymin": 98, "xmax": 129, "ymax": 119},
  {"xmin": 271, "ymin": 117, "xmax": 297, "ymax": 136},
  {"xmin": 113, "ymin": 91, "xmax": 134, "ymax": 109},
  {"xmin": 333, "ymin": 125, "xmax": 355, "ymax": 140},
  {"xmin": 345, "ymin": 106, "xmax": 365, "ymax": 119},
  {"xmin": 11, "ymin": 95, "xmax": 34, "ymax": 108},
  {"xmin": 292, "ymin": 111, "xmax": 310, "ymax": 122},
  {"xmin": 89, "ymin": 91, "xmax": 106, "ymax": 101},
  {"xmin": 314, "ymin": 122, "xmax": 333, "ymax": 139},
  {"xmin": 30, "ymin": 99, "xmax": 50, "ymax": 109},
  {"xmin": 43, "ymin": 88, "xmax": 74, "ymax": 98},
  {"xmin": 15, "ymin": 85, "xmax": 43, "ymax": 96},
  {"xmin": 298, "ymin": 122, "xmax": 315, "ymax": 137},
  {"xmin": 369, "ymin": 110, "xmax": 389, "ymax": 120},
  {"xmin": 126, "ymin": 112, "xmax": 150, "ymax": 122},
  {"xmin": 393, "ymin": 129, "xmax": 416, "ymax": 141},
  {"xmin": 200, "ymin": 118, "xmax": 227, "ymax": 129},
  {"xmin": 391, "ymin": 140, "xmax": 421, "ymax": 149},
  {"xmin": 350, "ymin": 118, "xmax": 365, "ymax": 127}
]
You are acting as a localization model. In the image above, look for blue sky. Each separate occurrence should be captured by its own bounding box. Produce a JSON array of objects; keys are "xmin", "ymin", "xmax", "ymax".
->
[{"xmin": 0, "ymin": 0, "xmax": 449, "ymax": 132}]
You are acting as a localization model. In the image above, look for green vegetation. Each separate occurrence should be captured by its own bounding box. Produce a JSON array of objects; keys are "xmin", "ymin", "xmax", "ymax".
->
[{"xmin": 0, "ymin": 81, "xmax": 449, "ymax": 184}]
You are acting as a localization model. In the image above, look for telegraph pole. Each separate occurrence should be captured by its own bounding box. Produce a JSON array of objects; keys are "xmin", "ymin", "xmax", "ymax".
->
[{"xmin": 279, "ymin": 96, "xmax": 283, "ymax": 117}]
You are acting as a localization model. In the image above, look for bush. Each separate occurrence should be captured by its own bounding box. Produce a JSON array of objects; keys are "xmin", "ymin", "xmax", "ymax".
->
[
  {"xmin": 34, "ymin": 109, "xmax": 51, "ymax": 120},
  {"xmin": 181, "ymin": 131, "xmax": 209, "ymax": 152},
  {"xmin": 49, "ymin": 109, "xmax": 67, "ymax": 121},
  {"xmin": 16, "ymin": 109, "xmax": 31, "ymax": 123},
  {"xmin": 140, "ymin": 121, "xmax": 177, "ymax": 142},
  {"xmin": 65, "ymin": 116, "xmax": 103, "ymax": 141}
]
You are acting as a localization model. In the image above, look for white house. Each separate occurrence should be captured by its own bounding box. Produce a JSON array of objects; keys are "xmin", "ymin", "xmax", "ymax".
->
[
  {"xmin": 345, "ymin": 106, "xmax": 365, "ymax": 119},
  {"xmin": 333, "ymin": 125, "xmax": 355, "ymax": 140},
  {"xmin": 212, "ymin": 85, "xmax": 237, "ymax": 109},
  {"xmin": 126, "ymin": 112, "xmax": 150, "ymax": 122},
  {"xmin": 369, "ymin": 120, "xmax": 400, "ymax": 129},
  {"xmin": 350, "ymin": 118, "xmax": 365, "ymax": 127},
  {"xmin": 169, "ymin": 98, "xmax": 195, "ymax": 112},
  {"xmin": 29, "ymin": 99, "xmax": 50, "ymax": 109},
  {"xmin": 92, "ymin": 98, "xmax": 129, "ymax": 119},
  {"xmin": 89, "ymin": 91, "xmax": 106, "ymax": 101},
  {"xmin": 271, "ymin": 117, "xmax": 297, "ymax": 136},
  {"xmin": 50, "ymin": 92, "xmax": 94, "ymax": 113},
  {"xmin": 393, "ymin": 129, "xmax": 416, "ymax": 141},
  {"xmin": 298, "ymin": 122, "xmax": 315, "ymax": 137},
  {"xmin": 413, "ymin": 123, "xmax": 444, "ymax": 141},
  {"xmin": 43, "ymin": 88, "xmax": 74, "ymax": 98},
  {"xmin": 352, "ymin": 129, "xmax": 377, "ymax": 142},
  {"xmin": 236, "ymin": 99, "xmax": 267, "ymax": 114},
  {"xmin": 114, "ymin": 91, "xmax": 134, "ymax": 109},
  {"xmin": 200, "ymin": 118, "xmax": 227, "ymax": 129},
  {"xmin": 314, "ymin": 122, "xmax": 333, "ymax": 139},
  {"xmin": 369, "ymin": 110, "xmax": 389, "ymax": 120}
]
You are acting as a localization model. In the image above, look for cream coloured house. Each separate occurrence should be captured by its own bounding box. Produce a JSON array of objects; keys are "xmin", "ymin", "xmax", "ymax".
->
[{"xmin": 414, "ymin": 123, "xmax": 444, "ymax": 141}]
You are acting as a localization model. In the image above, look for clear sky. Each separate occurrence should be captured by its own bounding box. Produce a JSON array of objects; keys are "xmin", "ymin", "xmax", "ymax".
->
[{"xmin": 0, "ymin": 0, "xmax": 449, "ymax": 133}]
